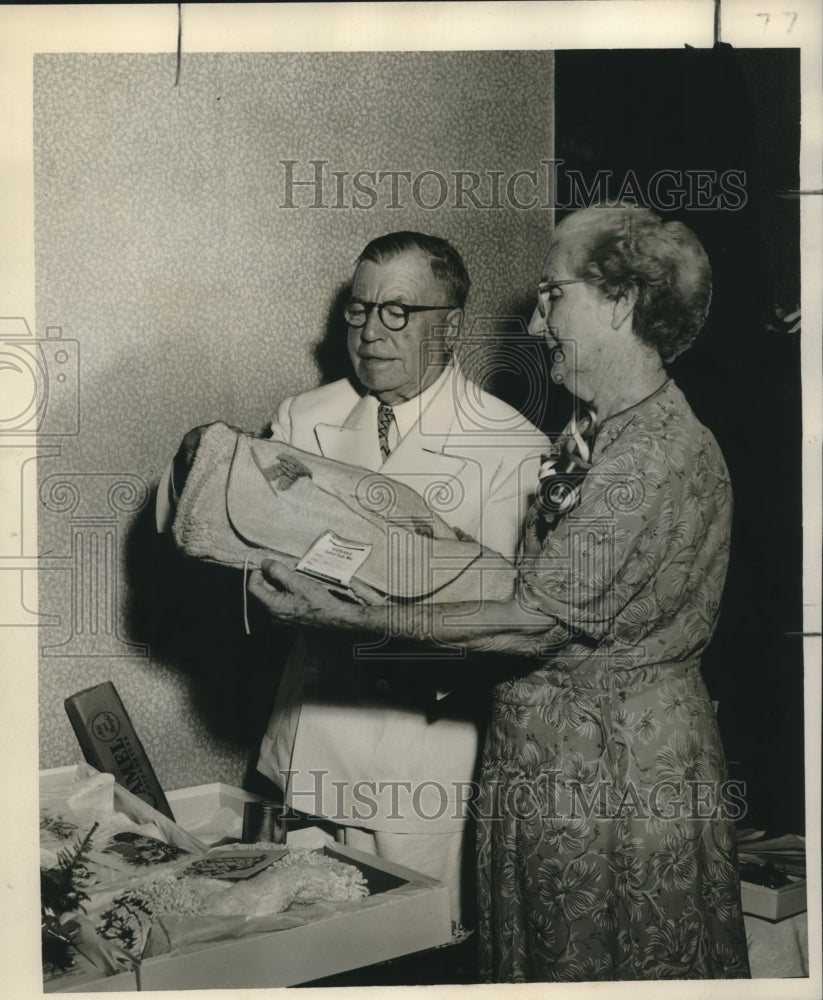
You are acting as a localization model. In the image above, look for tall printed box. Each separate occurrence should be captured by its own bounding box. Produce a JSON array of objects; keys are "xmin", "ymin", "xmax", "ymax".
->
[{"xmin": 64, "ymin": 681, "xmax": 174, "ymax": 820}]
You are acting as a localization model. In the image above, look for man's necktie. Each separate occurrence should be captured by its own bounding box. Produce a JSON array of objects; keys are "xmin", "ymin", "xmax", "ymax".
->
[{"xmin": 377, "ymin": 402, "xmax": 395, "ymax": 463}]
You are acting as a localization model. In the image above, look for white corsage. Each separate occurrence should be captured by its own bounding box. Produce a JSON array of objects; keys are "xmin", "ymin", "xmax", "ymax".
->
[{"xmin": 536, "ymin": 410, "xmax": 597, "ymax": 522}]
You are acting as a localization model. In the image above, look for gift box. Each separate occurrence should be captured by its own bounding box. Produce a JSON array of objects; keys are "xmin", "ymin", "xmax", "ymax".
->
[
  {"xmin": 42, "ymin": 768, "xmax": 452, "ymax": 992},
  {"xmin": 737, "ymin": 831, "xmax": 807, "ymax": 922},
  {"xmin": 740, "ymin": 877, "xmax": 807, "ymax": 922}
]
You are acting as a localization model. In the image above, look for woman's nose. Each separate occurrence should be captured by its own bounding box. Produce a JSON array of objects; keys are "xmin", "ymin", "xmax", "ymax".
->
[{"xmin": 528, "ymin": 304, "xmax": 550, "ymax": 340}]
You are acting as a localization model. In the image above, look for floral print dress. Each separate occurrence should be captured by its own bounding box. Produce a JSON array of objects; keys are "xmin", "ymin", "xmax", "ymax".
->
[{"xmin": 476, "ymin": 380, "xmax": 751, "ymax": 981}]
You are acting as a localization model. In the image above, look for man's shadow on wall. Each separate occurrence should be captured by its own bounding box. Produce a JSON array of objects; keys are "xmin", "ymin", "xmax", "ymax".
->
[
  {"xmin": 314, "ymin": 281, "xmax": 354, "ymax": 384},
  {"xmin": 124, "ymin": 282, "xmax": 357, "ymax": 792}
]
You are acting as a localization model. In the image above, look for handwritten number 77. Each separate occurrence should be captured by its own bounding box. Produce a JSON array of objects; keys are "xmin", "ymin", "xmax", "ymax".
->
[{"xmin": 756, "ymin": 12, "xmax": 798, "ymax": 32}]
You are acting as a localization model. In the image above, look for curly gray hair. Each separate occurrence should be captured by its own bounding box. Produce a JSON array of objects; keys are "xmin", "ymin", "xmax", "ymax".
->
[{"xmin": 554, "ymin": 205, "xmax": 712, "ymax": 361}]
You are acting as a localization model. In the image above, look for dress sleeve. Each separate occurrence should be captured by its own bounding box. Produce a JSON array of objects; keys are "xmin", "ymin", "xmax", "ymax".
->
[{"xmin": 517, "ymin": 439, "xmax": 674, "ymax": 642}]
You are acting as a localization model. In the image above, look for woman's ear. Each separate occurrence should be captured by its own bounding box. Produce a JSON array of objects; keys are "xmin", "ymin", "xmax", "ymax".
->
[{"xmin": 611, "ymin": 286, "xmax": 637, "ymax": 331}]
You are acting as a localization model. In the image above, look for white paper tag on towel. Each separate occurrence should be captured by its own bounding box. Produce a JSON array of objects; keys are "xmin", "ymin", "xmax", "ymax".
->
[{"xmin": 296, "ymin": 530, "xmax": 372, "ymax": 587}]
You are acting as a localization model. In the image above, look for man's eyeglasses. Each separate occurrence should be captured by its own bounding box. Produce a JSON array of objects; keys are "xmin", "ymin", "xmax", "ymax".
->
[
  {"xmin": 344, "ymin": 299, "xmax": 456, "ymax": 332},
  {"xmin": 536, "ymin": 279, "xmax": 588, "ymax": 318}
]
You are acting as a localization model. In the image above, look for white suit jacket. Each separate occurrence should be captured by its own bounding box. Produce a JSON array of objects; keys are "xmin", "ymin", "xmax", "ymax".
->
[{"xmin": 256, "ymin": 366, "xmax": 549, "ymax": 832}]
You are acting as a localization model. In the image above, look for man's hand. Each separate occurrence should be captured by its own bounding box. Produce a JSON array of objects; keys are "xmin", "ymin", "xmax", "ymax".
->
[
  {"xmin": 171, "ymin": 422, "xmax": 245, "ymax": 499},
  {"xmin": 248, "ymin": 558, "xmax": 369, "ymax": 631},
  {"xmin": 249, "ymin": 557, "xmax": 557, "ymax": 659}
]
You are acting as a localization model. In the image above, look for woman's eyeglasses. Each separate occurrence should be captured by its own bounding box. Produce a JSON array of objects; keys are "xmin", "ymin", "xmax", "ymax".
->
[
  {"xmin": 536, "ymin": 279, "xmax": 588, "ymax": 318},
  {"xmin": 344, "ymin": 300, "xmax": 456, "ymax": 332}
]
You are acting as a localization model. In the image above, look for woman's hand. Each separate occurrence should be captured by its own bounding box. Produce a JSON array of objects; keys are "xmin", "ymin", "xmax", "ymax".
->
[
  {"xmin": 249, "ymin": 557, "xmax": 559, "ymax": 659},
  {"xmin": 248, "ymin": 558, "xmax": 368, "ymax": 631}
]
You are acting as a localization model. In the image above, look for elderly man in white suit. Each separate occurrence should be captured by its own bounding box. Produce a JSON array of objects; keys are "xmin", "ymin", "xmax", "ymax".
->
[
  {"xmin": 254, "ymin": 232, "xmax": 548, "ymax": 927},
  {"xmin": 164, "ymin": 232, "xmax": 548, "ymax": 925}
]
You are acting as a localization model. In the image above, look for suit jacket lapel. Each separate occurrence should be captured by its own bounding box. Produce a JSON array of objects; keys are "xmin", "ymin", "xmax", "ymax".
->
[
  {"xmin": 381, "ymin": 367, "xmax": 467, "ymax": 480},
  {"xmin": 312, "ymin": 367, "xmax": 469, "ymax": 479},
  {"xmin": 314, "ymin": 393, "xmax": 382, "ymax": 470}
]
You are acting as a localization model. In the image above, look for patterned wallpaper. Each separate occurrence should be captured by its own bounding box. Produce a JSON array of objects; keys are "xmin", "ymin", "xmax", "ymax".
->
[{"xmin": 34, "ymin": 51, "xmax": 555, "ymax": 791}]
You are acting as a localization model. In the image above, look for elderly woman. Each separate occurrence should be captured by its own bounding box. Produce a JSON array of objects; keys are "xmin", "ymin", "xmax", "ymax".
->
[{"xmin": 250, "ymin": 205, "xmax": 751, "ymax": 981}]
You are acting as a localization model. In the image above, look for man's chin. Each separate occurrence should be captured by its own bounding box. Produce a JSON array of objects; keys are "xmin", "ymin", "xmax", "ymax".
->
[{"xmin": 356, "ymin": 361, "xmax": 401, "ymax": 391}]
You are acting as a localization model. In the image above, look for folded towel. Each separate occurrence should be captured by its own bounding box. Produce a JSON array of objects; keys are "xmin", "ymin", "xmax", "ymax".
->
[{"xmin": 171, "ymin": 423, "xmax": 515, "ymax": 602}]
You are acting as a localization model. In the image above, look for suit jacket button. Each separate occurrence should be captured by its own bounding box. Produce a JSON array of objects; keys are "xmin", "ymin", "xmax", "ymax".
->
[{"xmin": 375, "ymin": 677, "xmax": 390, "ymax": 695}]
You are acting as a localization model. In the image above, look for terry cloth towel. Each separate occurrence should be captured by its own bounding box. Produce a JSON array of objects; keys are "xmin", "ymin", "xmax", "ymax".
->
[{"xmin": 171, "ymin": 422, "xmax": 515, "ymax": 602}]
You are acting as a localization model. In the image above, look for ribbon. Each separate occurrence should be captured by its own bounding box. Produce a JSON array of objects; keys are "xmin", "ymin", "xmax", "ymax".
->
[
  {"xmin": 60, "ymin": 913, "xmax": 138, "ymax": 976},
  {"xmin": 536, "ymin": 408, "xmax": 598, "ymax": 519}
]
